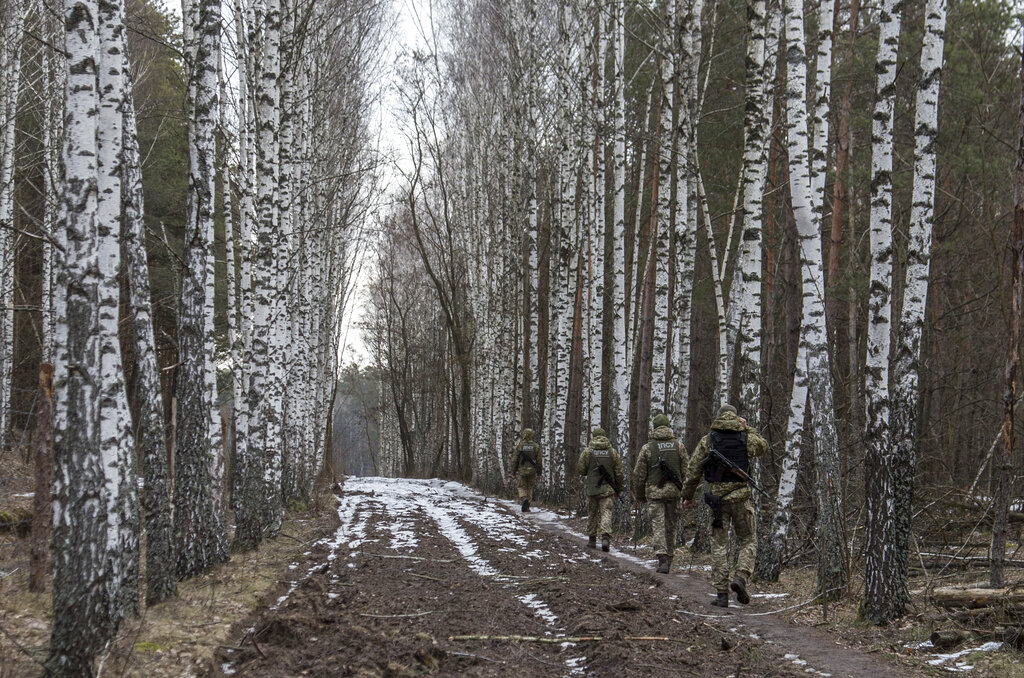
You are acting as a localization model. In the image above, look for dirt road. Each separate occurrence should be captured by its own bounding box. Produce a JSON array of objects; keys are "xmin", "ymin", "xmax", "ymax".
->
[{"xmin": 217, "ymin": 478, "xmax": 922, "ymax": 677}]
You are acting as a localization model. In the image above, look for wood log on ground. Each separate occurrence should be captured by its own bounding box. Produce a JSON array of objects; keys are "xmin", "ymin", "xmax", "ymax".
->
[
  {"xmin": 913, "ymin": 554, "xmax": 1024, "ymax": 570},
  {"xmin": 932, "ymin": 587, "xmax": 1024, "ymax": 609}
]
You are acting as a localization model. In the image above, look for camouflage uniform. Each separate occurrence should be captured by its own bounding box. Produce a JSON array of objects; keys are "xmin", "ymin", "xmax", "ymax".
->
[
  {"xmin": 682, "ymin": 406, "xmax": 767, "ymax": 604},
  {"xmin": 631, "ymin": 414, "xmax": 687, "ymax": 572},
  {"xmin": 511, "ymin": 429, "xmax": 542, "ymax": 510},
  {"xmin": 577, "ymin": 427, "xmax": 624, "ymax": 549}
]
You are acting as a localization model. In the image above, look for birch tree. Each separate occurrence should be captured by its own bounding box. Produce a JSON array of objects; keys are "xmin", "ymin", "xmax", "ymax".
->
[
  {"xmin": 123, "ymin": 59, "xmax": 176, "ymax": 605},
  {"xmin": 175, "ymin": 0, "xmax": 222, "ymax": 578},
  {"xmin": 864, "ymin": 0, "xmax": 947, "ymax": 622},
  {"xmin": 610, "ymin": 0, "xmax": 629, "ymax": 451},
  {"xmin": 762, "ymin": 0, "xmax": 844, "ymax": 598},
  {"xmin": 861, "ymin": 0, "xmax": 904, "ymax": 621},
  {"xmin": 0, "ymin": 0, "xmax": 25, "ymax": 448},
  {"xmin": 50, "ymin": 0, "xmax": 133, "ymax": 668}
]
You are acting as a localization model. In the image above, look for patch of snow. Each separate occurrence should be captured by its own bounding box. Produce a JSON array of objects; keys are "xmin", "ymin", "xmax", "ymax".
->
[
  {"xmin": 518, "ymin": 592, "xmax": 559, "ymax": 626},
  {"xmin": 926, "ymin": 642, "xmax": 1003, "ymax": 667},
  {"xmin": 752, "ymin": 593, "xmax": 789, "ymax": 599},
  {"xmin": 221, "ymin": 663, "xmax": 236, "ymax": 675}
]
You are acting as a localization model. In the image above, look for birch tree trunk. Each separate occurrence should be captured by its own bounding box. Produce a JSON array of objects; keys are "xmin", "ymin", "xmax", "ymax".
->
[
  {"xmin": 669, "ymin": 0, "xmax": 696, "ymax": 440},
  {"xmin": 861, "ymin": 0, "xmax": 903, "ymax": 622},
  {"xmin": 0, "ymin": 0, "xmax": 25, "ymax": 449},
  {"xmin": 50, "ymin": 1, "xmax": 116, "ymax": 670},
  {"xmin": 652, "ymin": 16, "xmax": 675, "ymax": 414},
  {"xmin": 588, "ymin": 3, "xmax": 607, "ymax": 428},
  {"xmin": 611, "ymin": 0, "xmax": 630, "ymax": 452},
  {"xmin": 175, "ymin": 0, "xmax": 222, "ymax": 579},
  {"xmin": 735, "ymin": 0, "xmax": 770, "ymax": 423},
  {"xmin": 762, "ymin": 0, "xmax": 843, "ymax": 595},
  {"xmin": 235, "ymin": 0, "xmax": 281, "ymax": 551},
  {"xmin": 123, "ymin": 61, "xmax": 176, "ymax": 606},
  {"xmin": 884, "ymin": 0, "xmax": 946, "ymax": 618}
]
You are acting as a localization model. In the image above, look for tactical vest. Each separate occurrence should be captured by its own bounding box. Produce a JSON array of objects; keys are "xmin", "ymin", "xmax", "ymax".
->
[
  {"xmin": 586, "ymin": 447, "xmax": 616, "ymax": 496},
  {"xmin": 648, "ymin": 439, "xmax": 682, "ymax": 487},
  {"xmin": 519, "ymin": 442, "xmax": 539, "ymax": 470},
  {"xmin": 703, "ymin": 430, "xmax": 748, "ymax": 483}
]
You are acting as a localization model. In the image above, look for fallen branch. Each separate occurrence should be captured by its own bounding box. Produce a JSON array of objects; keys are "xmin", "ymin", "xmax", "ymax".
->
[
  {"xmin": 448, "ymin": 634, "xmax": 678, "ymax": 643},
  {"xmin": 250, "ymin": 634, "xmax": 266, "ymax": 660},
  {"xmin": 917, "ymin": 553, "xmax": 1024, "ymax": 569},
  {"xmin": 364, "ymin": 553, "xmax": 456, "ymax": 563},
  {"xmin": 359, "ymin": 611, "xmax": 434, "ymax": 619}
]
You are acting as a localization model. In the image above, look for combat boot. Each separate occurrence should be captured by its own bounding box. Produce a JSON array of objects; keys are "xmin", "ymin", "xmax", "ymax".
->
[
  {"xmin": 601, "ymin": 533, "xmax": 610, "ymax": 552},
  {"xmin": 587, "ymin": 535, "xmax": 597, "ymax": 549},
  {"xmin": 656, "ymin": 554, "xmax": 670, "ymax": 574},
  {"xmin": 522, "ymin": 499, "xmax": 530, "ymax": 512},
  {"xmin": 730, "ymin": 576, "xmax": 750, "ymax": 605},
  {"xmin": 710, "ymin": 591, "xmax": 729, "ymax": 608}
]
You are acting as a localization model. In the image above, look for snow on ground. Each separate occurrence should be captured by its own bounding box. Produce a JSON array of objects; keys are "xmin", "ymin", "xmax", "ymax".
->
[
  {"xmin": 334, "ymin": 477, "xmax": 588, "ymax": 672},
  {"xmin": 905, "ymin": 639, "xmax": 1004, "ymax": 672}
]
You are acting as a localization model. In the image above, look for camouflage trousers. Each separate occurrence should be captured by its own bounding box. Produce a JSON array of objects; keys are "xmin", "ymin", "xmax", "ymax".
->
[
  {"xmin": 649, "ymin": 499, "xmax": 680, "ymax": 557},
  {"xmin": 517, "ymin": 471, "xmax": 537, "ymax": 502},
  {"xmin": 586, "ymin": 495, "xmax": 614, "ymax": 536},
  {"xmin": 711, "ymin": 498, "xmax": 756, "ymax": 591}
]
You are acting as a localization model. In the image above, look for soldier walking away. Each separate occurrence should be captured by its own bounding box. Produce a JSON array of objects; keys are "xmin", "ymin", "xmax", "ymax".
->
[
  {"xmin": 577, "ymin": 426, "xmax": 624, "ymax": 552},
  {"xmin": 631, "ymin": 413, "xmax": 687, "ymax": 573},
  {"xmin": 510, "ymin": 428, "xmax": 543, "ymax": 512},
  {"xmin": 682, "ymin": 404, "xmax": 768, "ymax": 608}
]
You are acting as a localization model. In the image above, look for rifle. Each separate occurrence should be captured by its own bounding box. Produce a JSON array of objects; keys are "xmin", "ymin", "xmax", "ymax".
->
[
  {"xmin": 517, "ymin": 449, "xmax": 540, "ymax": 472},
  {"xmin": 706, "ymin": 447, "xmax": 769, "ymax": 497},
  {"xmin": 656, "ymin": 458, "xmax": 684, "ymax": 490},
  {"xmin": 596, "ymin": 463, "xmax": 619, "ymax": 496}
]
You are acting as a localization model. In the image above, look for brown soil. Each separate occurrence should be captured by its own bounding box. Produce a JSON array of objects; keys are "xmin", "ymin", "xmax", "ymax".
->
[
  {"xmin": 2, "ymin": 471, "xmax": 1019, "ymax": 677},
  {"xmin": 213, "ymin": 480, "xmax": 929, "ymax": 677}
]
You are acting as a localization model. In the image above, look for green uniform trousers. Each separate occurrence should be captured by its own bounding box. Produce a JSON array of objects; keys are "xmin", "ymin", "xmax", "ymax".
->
[
  {"xmin": 649, "ymin": 499, "xmax": 680, "ymax": 558},
  {"xmin": 586, "ymin": 495, "xmax": 614, "ymax": 536},
  {"xmin": 711, "ymin": 498, "xmax": 756, "ymax": 591},
  {"xmin": 517, "ymin": 471, "xmax": 537, "ymax": 502}
]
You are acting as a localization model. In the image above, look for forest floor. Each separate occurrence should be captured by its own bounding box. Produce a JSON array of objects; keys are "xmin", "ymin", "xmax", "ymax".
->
[{"xmin": 0, "ymin": 472, "xmax": 1021, "ymax": 676}]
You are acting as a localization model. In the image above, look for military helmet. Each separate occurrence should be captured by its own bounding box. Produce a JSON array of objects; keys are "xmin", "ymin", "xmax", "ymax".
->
[
  {"xmin": 716, "ymin": 404, "xmax": 737, "ymax": 418},
  {"xmin": 523, "ymin": 428, "xmax": 534, "ymax": 440},
  {"xmin": 592, "ymin": 426, "xmax": 606, "ymax": 437},
  {"xmin": 652, "ymin": 412, "xmax": 670, "ymax": 428}
]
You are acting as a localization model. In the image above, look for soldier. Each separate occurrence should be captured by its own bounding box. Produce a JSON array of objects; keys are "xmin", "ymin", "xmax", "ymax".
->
[
  {"xmin": 510, "ymin": 428, "xmax": 542, "ymax": 512},
  {"xmin": 682, "ymin": 403, "xmax": 768, "ymax": 608},
  {"xmin": 577, "ymin": 426, "xmax": 624, "ymax": 552},
  {"xmin": 631, "ymin": 413, "xmax": 687, "ymax": 574}
]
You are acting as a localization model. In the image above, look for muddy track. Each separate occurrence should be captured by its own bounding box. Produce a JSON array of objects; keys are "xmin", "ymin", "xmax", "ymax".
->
[{"xmin": 214, "ymin": 478, "xmax": 923, "ymax": 677}]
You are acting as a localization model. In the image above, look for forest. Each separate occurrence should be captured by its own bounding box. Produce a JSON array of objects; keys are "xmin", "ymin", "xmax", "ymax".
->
[{"xmin": 0, "ymin": 0, "xmax": 1023, "ymax": 674}]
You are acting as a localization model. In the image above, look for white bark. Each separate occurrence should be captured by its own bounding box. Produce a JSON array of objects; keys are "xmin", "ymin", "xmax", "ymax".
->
[
  {"xmin": 652, "ymin": 5, "xmax": 675, "ymax": 413},
  {"xmin": 174, "ymin": 0, "xmax": 222, "ymax": 578},
  {"xmin": 764, "ymin": 0, "xmax": 843, "ymax": 593},
  {"xmin": 0, "ymin": 1, "xmax": 25, "ymax": 447},
  {"xmin": 123, "ymin": 62, "xmax": 176, "ymax": 606},
  {"xmin": 588, "ymin": 3, "xmax": 607, "ymax": 427},
  {"xmin": 862, "ymin": 0, "xmax": 903, "ymax": 619},
  {"xmin": 872, "ymin": 0, "xmax": 946, "ymax": 624},
  {"xmin": 611, "ymin": 0, "xmax": 629, "ymax": 451}
]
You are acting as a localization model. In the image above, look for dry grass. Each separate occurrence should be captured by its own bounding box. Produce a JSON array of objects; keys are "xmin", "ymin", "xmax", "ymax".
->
[{"xmin": 0, "ymin": 502, "xmax": 339, "ymax": 678}]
